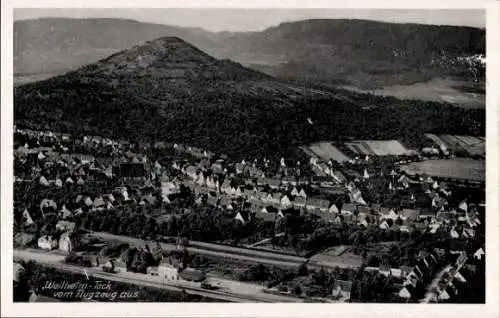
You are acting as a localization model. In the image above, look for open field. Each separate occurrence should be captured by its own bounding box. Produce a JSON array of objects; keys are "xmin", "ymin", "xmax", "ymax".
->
[
  {"xmin": 309, "ymin": 246, "xmax": 363, "ymax": 269},
  {"xmin": 341, "ymin": 77, "xmax": 485, "ymax": 109},
  {"xmin": 307, "ymin": 142, "xmax": 351, "ymax": 163},
  {"xmin": 400, "ymin": 159, "xmax": 485, "ymax": 182},
  {"xmin": 345, "ymin": 140, "xmax": 414, "ymax": 156},
  {"xmin": 425, "ymin": 133, "xmax": 485, "ymax": 158}
]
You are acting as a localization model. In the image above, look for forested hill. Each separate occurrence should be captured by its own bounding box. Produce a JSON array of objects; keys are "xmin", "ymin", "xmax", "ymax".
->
[{"xmin": 14, "ymin": 36, "xmax": 485, "ymax": 160}]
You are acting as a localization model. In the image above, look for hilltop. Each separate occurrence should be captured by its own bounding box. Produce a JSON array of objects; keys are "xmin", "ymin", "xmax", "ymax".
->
[{"xmin": 14, "ymin": 36, "xmax": 484, "ymax": 160}]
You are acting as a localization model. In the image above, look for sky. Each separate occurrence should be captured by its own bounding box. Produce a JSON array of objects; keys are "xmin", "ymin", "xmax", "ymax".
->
[{"xmin": 14, "ymin": 8, "xmax": 486, "ymax": 32}]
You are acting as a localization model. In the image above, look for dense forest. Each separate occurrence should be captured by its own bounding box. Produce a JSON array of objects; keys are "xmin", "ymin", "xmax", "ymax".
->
[{"xmin": 14, "ymin": 41, "xmax": 485, "ymax": 162}]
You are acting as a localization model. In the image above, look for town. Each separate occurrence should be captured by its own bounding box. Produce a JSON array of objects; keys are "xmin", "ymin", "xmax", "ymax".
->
[{"xmin": 13, "ymin": 125, "xmax": 485, "ymax": 303}]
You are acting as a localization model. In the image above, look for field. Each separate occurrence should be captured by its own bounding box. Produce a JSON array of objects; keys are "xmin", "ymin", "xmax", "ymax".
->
[
  {"xmin": 306, "ymin": 142, "xmax": 351, "ymax": 163},
  {"xmin": 400, "ymin": 159, "xmax": 485, "ymax": 182},
  {"xmin": 345, "ymin": 140, "xmax": 414, "ymax": 156},
  {"xmin": 425, "ymin": 134, "xmax": 485, "ymax": 158},
  {"xmin": 341, "ymin": 77, "xmax": 485, "ymax": 109},
  {"xmin": 309, "ymin": 246, "xmax": 364, "ymax": 269}
]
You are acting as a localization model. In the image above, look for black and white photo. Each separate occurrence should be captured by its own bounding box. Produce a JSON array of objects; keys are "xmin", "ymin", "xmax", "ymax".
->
[{"xmin": 2, "ymin": 2, "xmax": 499, "ymax": 317}]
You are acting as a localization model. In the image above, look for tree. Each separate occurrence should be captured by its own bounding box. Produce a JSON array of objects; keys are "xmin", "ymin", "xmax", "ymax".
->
[
  {"xmin": 293, "ymin": 285, "xmax": 302, "ymax": 296},
  {"xmin": 297, "ymin": 263, "xmax": 309, "ymax": 276}
]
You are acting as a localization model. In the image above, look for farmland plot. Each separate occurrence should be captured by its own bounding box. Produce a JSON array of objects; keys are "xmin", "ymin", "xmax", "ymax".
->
[
  {"xmin": 308, "ymin": 142, "xmax": 351, "ymax": 163},
  {"xmin": 345, "ymin": 140, "xmax": 412, "ymax": 156}
]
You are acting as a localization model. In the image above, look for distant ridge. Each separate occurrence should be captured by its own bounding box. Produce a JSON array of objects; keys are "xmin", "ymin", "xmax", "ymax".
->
[{"xmin": 15, "ymin": 17, "xmax": 485, "ymax": 88}]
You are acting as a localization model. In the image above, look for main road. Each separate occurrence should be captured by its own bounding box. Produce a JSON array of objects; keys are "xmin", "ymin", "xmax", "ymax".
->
[{"xmin": 14, "ymin": 249, "xmax": 303, "ymax": 303}]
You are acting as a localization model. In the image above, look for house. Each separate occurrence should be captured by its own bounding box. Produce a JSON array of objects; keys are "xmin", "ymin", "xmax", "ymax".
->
[
  {"xmin": 332, "ymin": 280, "xmax": 353, "ymax": 301},
  {"xmin": 293, "ymin": 197, "xmax": 306, "ymax": 209},
  {"xmin": 254, "ymin": 210, "xmax": 277, "ymax": 223},
  {"xmin": 381, "ymin": 208, "xmax": 398, "ymax": 221},
  {"xmin": 39, "ymin": 176, "xmax": 50, "ymax": 186},
  {"xmin": 291, "ymin": 187, "xmax": 299, "ymax": 196},
  {"xmin": 218, "ymin": 196, "xmax": 231, "ymax": 209},
  {"xmin": 281, "ymin": 195, "xmax": 292, "ymax": 208},
  {"xmin": 185, "ymin": 166, "xmax": 197, "ymax": 179},
  {"xmin": 234, "ymin": 187, "xmax": 243, "ymax": 197},
  {"xmin": 38, "ymin": 236, "xmax": 57, "ymax": 250},
  {"xmin": 419, "ymin": 210, "xmax": 437, "ymax": 221},
  {"xmin": 328, "ymin": 203, "xmax": 339, "ymax": 214},
  {"xmin": 399, "ymin": 209, "xmax": 420, "ymax": 222},
  {"xmin": 196, "ymin": 172, "xmax": 206, "ymax": 186},
  {"xmin": 281, "ymin": 176, "xmax": 297, "ymax": 186},
  {"xmin": 357, "ymin": 214, "xmax": 370, "ymax": 227},
  {"xmin": 257, "ymin": 178, "xmax": 281, "ymax": 189},
  {"xmin": 437, "ymin": 288, "xmax": 451, "ymax": 301},
  {"xmin": 332, "ymin": 171, "xmax": 346, "ymax": 184},
  {"xmin": 474, "ymin": 247, "xmax": 485, "ymax": 260},
  {"xmin": 311, "ymin": 210, "xmax": 337, "ymax": 223},
  {"xmin": 13, "ymin": 262, "xmax": 25, "ymax": 283},
  {"xmin": 341, "ymin": 203, "xmax": 357, "ymax": 215},
  {"xmin": 398, "ymin": 286, "xmax": 412, "ymax": 299},
  {"xmin": 379, "ymin": 220, "xmax": 390, "ymax": 230},
  {"xmin": 83, "ymin": 196, "xmax": 94, "ymax": 207},
  {"xmin": 58, "ymin": 232, "xmax": 73, "ymax": 253},
  {"xmin": 306, "ymin": 198, "xmax": 330, "ymax": 212},
  {"xmin": 450, "ymin": 269, "xmax": 467, "ymax": 283},
  {"xmin": 268, "ymin": 193, "xmax": 282, "ymax": 205},
  {"xmin": 220, "ymin": 180, "xmax": 232, "ymax": 194},
  {"xmin": 450, "ymin": 228, "xmax": 460, "ymax": 239},
  {"xmin": 211, "ymin": 162, "xmax": 223, "ymax": 174},
  {"xmin": 400, "ymin": 266, "xmax": 413, "ymax": 278},
  {"xmin": 243, "ymin": 188, "xmax": 256, "ymax": 199},
  {"xmin": 56, "ymin": 221, "xmax": 75, "ymax": 232},
  {"xmin": 298, "ymin": 188, "xmax": 307, "ymax": 198},
  {"xmin": 349, "ymin": 189, "xmax": 366, "ymax": 205},
  {"xmin": 54, "ymin": 178, "xmax": 63, "ymax": 188},
  {"xmin": 93, "ymin": 196, "xmax": 106, "ymax": 209},
  {"xmin": 235, "ymin": 211, "xmax": 251, "ymax": 225},
  {"xmin": 206, "ymin": 177, "xmax": 217, "ymax": 189},
  {"xmin": 159, "ymin": 261, "xmax": 180, "ymax": 280},
  {"xmin": 76, "ymin": 177, "xmax": 85, "ymax": 186},
  {"xmin": 357, "ymin": 205, "xmax": 371, "ymax": 215}
]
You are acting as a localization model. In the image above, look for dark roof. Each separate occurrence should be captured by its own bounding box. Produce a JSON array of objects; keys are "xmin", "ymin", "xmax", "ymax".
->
[
  {"xmin": 357, "ymin": 205, "xmax": 371, "ymax": 214},
  {"xmin": 307, "ymin": 198, "xmax": 330, "ymax": 209},
  {"xmin": 342, "ymin": 203, "xmax": 357, "ymax": 212},
  {"xmin": 255, "ymin": 212, "xmax": 276, "ymax": 222},
  {"xmin": 401, "ymin": 209, "xmax": 421, "ymax": 220}
]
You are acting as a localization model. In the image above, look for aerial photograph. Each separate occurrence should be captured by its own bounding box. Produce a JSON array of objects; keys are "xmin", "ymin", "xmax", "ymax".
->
[{"xmin": 12, "ymin": 8, "xmax": 486, "ymax": 303}]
